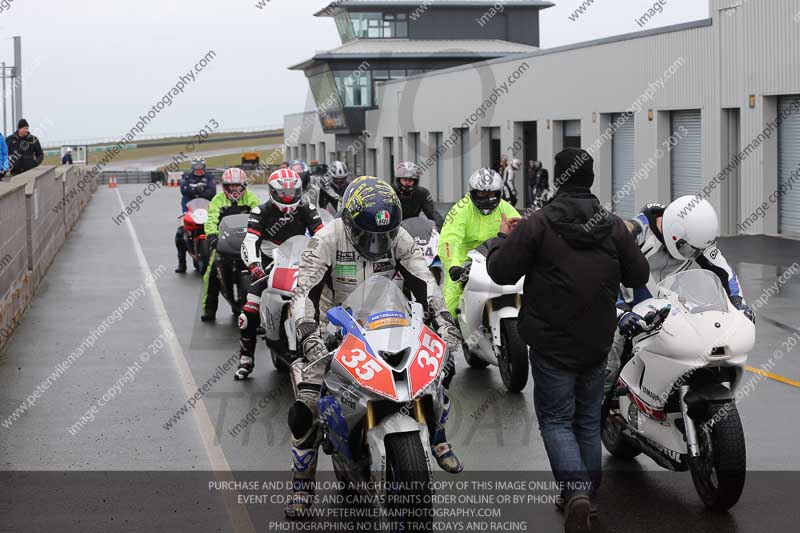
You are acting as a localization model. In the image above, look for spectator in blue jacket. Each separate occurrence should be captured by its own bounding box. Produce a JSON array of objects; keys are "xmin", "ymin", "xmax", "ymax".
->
[{"xmin": 0, "ymin": 129, "xmax": 8, "ymax": 179}]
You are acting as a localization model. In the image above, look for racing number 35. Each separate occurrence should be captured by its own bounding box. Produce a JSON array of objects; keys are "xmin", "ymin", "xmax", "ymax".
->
[
  {"xmin": 340, "ymin": 347, "xmax": 384, "ymax": 380},
  {"xmin": 417, "ymin": 328, "xmax": 445, "ymax": 377},
  {"xmin": 335, "ymin": 335, "xmax": 398, "ymax": 400}
]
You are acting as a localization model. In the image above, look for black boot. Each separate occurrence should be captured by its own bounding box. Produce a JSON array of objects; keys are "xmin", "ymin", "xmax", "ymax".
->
[{"xmin": 175, "ymin": 261, "xmax": 187, "ymax": 274}]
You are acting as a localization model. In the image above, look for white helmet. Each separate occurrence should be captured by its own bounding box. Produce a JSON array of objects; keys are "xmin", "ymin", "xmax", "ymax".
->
[
  {"xmin": 221, "ymin": 167, "xmax": 248, "ymax": 201},
  {"xmin": 662, "ymin": 196, "xmax": 719, "ymax": 261},
  {"xmin": 468, "ymin": 168, "xmax": 503, "ymax": 215},
  {"xmin": 510, "ymin": 158, "xmax": 522, "ymax": 171},
  {"xmin": 329, "ymin": 161, "xmax": 349, "ymax": 180}
]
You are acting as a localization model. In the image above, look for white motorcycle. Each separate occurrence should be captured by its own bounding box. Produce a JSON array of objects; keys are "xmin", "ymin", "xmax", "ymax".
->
[
  {"xmin": 260, "ymin": 235, "xmax": 308, "ymax": 372},
  {"xmin": 401, "ymin": 217, "xmax": 442, "ymax": 285},
  {"xmin": 602, "ymin": 269, "xmax": 755, "ymax": 511},
  {"xmin": 453, "ymin": 245, "xmax": 528, "ymax": 392}
]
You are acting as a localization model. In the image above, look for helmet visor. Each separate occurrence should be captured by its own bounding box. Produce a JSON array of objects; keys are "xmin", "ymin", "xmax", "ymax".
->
[
  {"xmin": 224, "ymin": 184, "xmax": 244, "ymax": 200},
  {"xmin": 470, "ymin": 190, "xmax": 501, "ymax": 214},
  {"xmin": 350, "ymin": 226, "xmax": 399, "ymax": 261},
  {"xmin": 271, "ymin": 185, "xmax": 301, "ymax": 206},
  {"xmin": 675, "ymin": 239, "xmax": 706, "ymax": 260}
]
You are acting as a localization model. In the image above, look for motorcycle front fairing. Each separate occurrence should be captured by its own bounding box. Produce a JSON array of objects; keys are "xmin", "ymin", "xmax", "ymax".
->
[
  {"xmin": 618, "ymin": 270, "xmax": 755, "ymax": 455},
  {"xmin": 321, "ymin": 289, "xmax": 445, "ymax": 491},
  {"xmin": 261, "ymin": 236, "xmax": 308, "ymax": 345},
  {"xmin": 460, "ymin": 249, "xmax": 524, "ymax": 360}
]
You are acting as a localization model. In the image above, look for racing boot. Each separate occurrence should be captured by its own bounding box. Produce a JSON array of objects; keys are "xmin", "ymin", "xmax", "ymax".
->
[
  {"xmin": 285, "ymin": 404, "xmax": 320, "ymax": 519},
  {"xmin": 175, "ymin": 257, "xmax": 187, "ymax": 274},
  {"xmin": 234, "ymin": 355, "xmax": 254, "ymax": 381},
  {"xmin": 234, "ymin": 305, "xmax": 259, "ymax": 380},
  {"xmin": 430, "ymin": 396, "xmax": 463, "ymax": 473}
]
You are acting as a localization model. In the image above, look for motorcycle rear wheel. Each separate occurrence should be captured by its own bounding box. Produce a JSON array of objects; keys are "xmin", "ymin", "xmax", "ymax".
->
[
  {"xmin": 385, "ymin": 433, "xmax": 433, "ymax": 529},
  {"xmin": 689, "ymin": 403, "xmax": 746, "ymax": 511},
  {"xmin": 498, "ymin": 319, "xmax": 529, "ymax": 393},
  {"xmin": 463, "ymin": 342, "xmax": 490, "ymax": 369}
]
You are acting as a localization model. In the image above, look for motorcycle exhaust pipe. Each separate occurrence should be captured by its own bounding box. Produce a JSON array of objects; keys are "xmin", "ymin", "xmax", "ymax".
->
[{"xmin": 679, "ymin": 385, "xmax": 701, "ymax": 457}]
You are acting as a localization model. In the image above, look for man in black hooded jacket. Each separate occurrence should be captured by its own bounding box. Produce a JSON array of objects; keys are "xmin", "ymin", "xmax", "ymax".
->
[{"xmin": 486, "ymin": 148, "xmax": 649, "ymax": 533}]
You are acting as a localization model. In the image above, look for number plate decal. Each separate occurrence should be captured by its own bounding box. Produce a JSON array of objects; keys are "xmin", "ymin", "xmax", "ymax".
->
[
  {"xmin": 335, "ymin": 335, "xmax": 398, "ymax": 400},
  {"xmin": 408, "ymin": 326, "xmax": 446, "ymax": 399}
]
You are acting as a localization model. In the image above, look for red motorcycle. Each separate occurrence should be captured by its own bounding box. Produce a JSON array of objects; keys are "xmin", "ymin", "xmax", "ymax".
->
[{"xmin": 181, "ymin": 198, "xmax": 210, "ymax": 273}]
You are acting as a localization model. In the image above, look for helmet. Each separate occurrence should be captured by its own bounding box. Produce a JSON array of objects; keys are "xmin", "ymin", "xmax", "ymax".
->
[
  {"xmin": 341, "ymin": 176, "xmax": 402, "ymax": 261},
  {"xmin": 510, "ymin": 158, "xmax": 522, "ymax": 171},
  {"xmin": 394, "ymin": 161, "xmax": 421, "ymax": 195},
  {"xmin": 662, "ymin": 196, "xmax": 720, "ymax": 261},
  {"xmin": 66, "ymin": 147, "xmax": 73, "ymax": 154},
  {"xmin": 191, "ymin": 158, "xmax": 206, "ymax": 176},
  {"xmin": 468, "ymin": 168, "xmax": 503, "ymax": 215},
  {"xmin": 329, "ymin": 161, "xmax": 350, "ymax": 187},
  {"xmin": 221, "ymin": 168, "xmax": 248, "ymax": 201},
  {"xmin": 290, "ymin": 160, "xmax": 311, "ymax": 191},
  {"xmin": 268, "ymin": 168, "xmax": 303, "ymax": 213}
]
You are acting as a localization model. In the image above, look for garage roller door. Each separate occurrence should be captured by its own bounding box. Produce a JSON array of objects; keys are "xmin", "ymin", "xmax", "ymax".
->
[
  {"xmin": 779, "ymin": 96, "xmax": 800, "ymax": 235},
  {"xmin": 612, "ymin": 113, "xmax": 636, "ymax": 218},
  {"xmin": 564, "ymin": 120, "xmax": 581, "ymax": 137},
  {"xmin": 670, "ymin": 110, "xmax": 703, "ymax": 199}
]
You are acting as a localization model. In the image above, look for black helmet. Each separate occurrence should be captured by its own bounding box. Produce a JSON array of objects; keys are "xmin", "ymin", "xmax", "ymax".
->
[{"xmin": 341, "ymin": 176, "xmax": 402, "ymax": 261}]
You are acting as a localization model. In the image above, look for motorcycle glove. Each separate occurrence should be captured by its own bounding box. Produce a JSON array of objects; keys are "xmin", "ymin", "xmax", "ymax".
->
[
  {"xmin": 448, "ymin": 264, "xmax": 471, "ymax": 284},
  {"xmin": 249, "ymin": 263, "xmax": 266, "ymax": 282},
  {"xmin": 618, "ymin": 311, "xmax": 648, "ymax": 338},
  {"xmin": 207, "ymin": 235, "xmax": 218, "ymax": 250}
]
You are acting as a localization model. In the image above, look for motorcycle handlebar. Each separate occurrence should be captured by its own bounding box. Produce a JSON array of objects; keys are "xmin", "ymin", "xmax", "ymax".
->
[{"xmin": 644, "ymin": 305, "xmax": 672, "ymax": 331}]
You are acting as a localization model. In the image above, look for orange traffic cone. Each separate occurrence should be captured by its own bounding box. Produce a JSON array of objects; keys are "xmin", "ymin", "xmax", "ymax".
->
[{"xmin": 111, "ymin": 176, "xmax": 118, "ymax": 188}]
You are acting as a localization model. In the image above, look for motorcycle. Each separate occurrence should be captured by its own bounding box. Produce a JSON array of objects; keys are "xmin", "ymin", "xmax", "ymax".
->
[
  {"xmin": 214, "ymin": 214, "xmax": 252, "ymax": 317},
  {"xmin": 602, "ymin": 269, "xmax": 755, "ymax": 511},
  {"xmin": 453, "ymin": 245, "xmax": 528, "ymax": 392},
  {"xmin": 260, "ymin": 235, "xmax": 308, "ymax": 372},
  {"xmin": 181, "ymin": 198, "xmax": 210, "ymax": 273},
  {"xmin": 301, "ymin": 276, "xmax": 446, "ymax": 528},
  {"xmin": 401, "ymin": 217, "xmax": 442, "ymax": 285}
]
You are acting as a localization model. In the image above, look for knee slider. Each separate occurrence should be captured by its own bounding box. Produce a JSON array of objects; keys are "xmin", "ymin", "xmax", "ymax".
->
[{"xmin": 288, "ymin": 401, "xmax": 314, "ymax": 440}]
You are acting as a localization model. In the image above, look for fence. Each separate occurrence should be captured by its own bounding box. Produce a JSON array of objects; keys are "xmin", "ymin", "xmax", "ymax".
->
[{"xmin": 0, "ymin": 165, "xmax": 97, "ymax": 350}]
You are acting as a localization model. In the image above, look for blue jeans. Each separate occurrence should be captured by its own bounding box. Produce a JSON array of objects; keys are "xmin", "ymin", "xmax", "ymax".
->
[{"xmin": 530, "ymin": 354, "xmax": 605, "ymax": 499}]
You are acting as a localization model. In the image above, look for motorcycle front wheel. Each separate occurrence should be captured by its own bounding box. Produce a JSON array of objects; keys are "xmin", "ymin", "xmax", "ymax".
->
[
  {"xmin": 385, "ymin": 433, "xmax": 433, "ymax": 529},
  {"xmin": 498, "ymin": 319, "xmax": 529, "ymax": 393},
  {"xmin": 689, "ymin": 402, "xmax": 746, "ymax": 511}
]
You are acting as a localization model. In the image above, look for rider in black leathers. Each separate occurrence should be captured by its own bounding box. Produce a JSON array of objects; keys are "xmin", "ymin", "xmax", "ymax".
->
[
  {"xmin": 392, "ymin": 161, "xmax": 445, "ymax": 229},
  {"xmin": 318, "ymin": 160, "xmax": 350, "ymax": 213}
]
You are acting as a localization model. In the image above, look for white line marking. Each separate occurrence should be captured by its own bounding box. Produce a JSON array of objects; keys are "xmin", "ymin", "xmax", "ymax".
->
[{"xmin": 115, "ymin": 189, "xmax": 255, "ymax": 533}]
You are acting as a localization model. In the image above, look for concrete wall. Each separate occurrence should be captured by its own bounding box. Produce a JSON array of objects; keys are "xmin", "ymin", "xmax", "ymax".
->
[{"xmin": 0, "ymin": 165, "xmax": 96, "ymax": 350}]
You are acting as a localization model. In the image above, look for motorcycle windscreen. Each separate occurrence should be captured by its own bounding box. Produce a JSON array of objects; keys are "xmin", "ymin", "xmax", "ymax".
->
[
  {"xmin": 341, "ymin": 276, "xmax": 410, "ymax": 330},
  {"xmin": 273, "ymin": 235, "xmax": 310, "ymax": 267},
  {"xmin": 658, "ymin": 269, "xmax": 730, "ymax": 314},
  {"xmin": 186, "ymin": 198, "xmax": 210, "ymax": 222},
  {"xmin": 216, "ymin": 214, "xmax": 250, "ymax": 256},
  {"xmin": 401, "ymin": 217, "xmax": 435, "ymax": 241}
]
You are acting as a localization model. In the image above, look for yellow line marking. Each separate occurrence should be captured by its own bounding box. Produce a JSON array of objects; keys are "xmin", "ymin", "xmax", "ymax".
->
[{"xmin": 745, "ymin": 365, "xmax": 800, "ymax": 388}]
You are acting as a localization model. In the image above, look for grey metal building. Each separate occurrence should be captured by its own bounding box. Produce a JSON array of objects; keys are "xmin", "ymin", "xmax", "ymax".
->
[{"xmin": 285, "ymin": 0, "xmax": 800, "ymax": 237}]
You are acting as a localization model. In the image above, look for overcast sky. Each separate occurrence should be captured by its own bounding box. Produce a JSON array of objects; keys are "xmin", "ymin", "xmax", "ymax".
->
[{"xmin": 1, "ymin": 0, "xmax": 708, "ymax": 145}]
